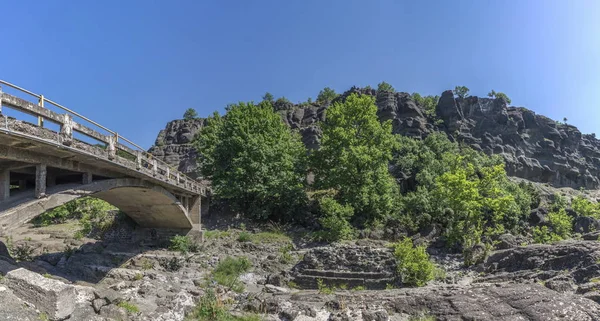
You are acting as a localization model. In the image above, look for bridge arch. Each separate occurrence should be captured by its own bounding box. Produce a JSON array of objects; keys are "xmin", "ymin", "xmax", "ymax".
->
[{"xmin": 0, "ymin": 178, "xmax": 193, "ymax": 233}]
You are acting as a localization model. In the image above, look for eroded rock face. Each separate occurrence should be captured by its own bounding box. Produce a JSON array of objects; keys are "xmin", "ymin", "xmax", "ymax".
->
[
  {"xmin": 151, "ymin": 88, "xmax": 600, "ymax": 189},
  {"xmin": 148, "ymin": 119, "xmax": 205, "ymax": 178}
]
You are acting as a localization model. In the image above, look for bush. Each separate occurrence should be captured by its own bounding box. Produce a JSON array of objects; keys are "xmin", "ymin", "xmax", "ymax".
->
[
  {"xmin": 212, "ymin": 257, "xmax": 251, "ymax": 292},
  {"xmin": 169, "ymin": 235, "xmax": 198, "ymax": 254},
  {"xmin": 377, "ymin": 81, "xmax": 395, "ymax": 92},
  {"xmin": 572, "ymin": 196, "xmax": 600, "ymax": 219},
  {"xmin": 532, "ymin": 208, "xmax": 573, "ymax": 243},
  {"xmin": 187, "ymin": 289, "xmax": 262, "ymax": 321},
  {"xmin": 184, "ymin": 108, "xmax": 198, "ymax": 120},
  {"xmin": 316, "ymin": 87, "xmax": 338, "ymax": 105},
  {"xmin": 317, "ymin": 197, "xmax": 355, "ymax": 242},
  {"xmin": 453, "ymin": 86, "xmax": 469, "ymax": 99},
  {"xmin": 117, "ymin": 301, "xmax": 140, "ymax": 314},
  {"xmin": 237, "ymin": 232, "xmax": 251, "ymax": 242},
  {"xmin": 393, "ymin": 238, "xmax": 434, "ymax": 287}
]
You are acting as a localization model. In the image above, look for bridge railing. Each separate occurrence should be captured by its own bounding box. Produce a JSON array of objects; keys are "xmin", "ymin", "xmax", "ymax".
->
[{"xmin": 0, "ymin": 79, "xmax": 206, "ymax": 196}]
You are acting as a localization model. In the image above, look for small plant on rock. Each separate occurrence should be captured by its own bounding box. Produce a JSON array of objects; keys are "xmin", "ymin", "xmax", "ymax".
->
[
  {"xmin": 169, "ymin": 235, "xmax": 198, "ymax": 254},
  {"xmin": 237, "ymin": 232, "xmax": 251, "ymax": 242},
  {"xmin": 117, "ymin": 301, "xmax": 140, "ymax": 314},
  {"xmin": 212, "ymin": 256, "xmax": 251, "ymax": 293},
  {"xmin": 316, "ymin": 278, "xmax": 335, "ymax": 294},
  {"xmin": 393, "ymin": 238, "xmax": 434, "ymax": 287}
]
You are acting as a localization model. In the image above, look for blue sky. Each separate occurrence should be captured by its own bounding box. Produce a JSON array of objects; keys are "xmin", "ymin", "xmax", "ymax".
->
[{"xmin": 1, "ymin": 0, "xmax": 599, "ymax": 148}]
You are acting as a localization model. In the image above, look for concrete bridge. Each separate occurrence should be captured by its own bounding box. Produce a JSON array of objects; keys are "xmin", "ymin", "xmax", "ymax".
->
[{"xmin": 0, "ymin": 80, "xmax": 208, "ymax": 235}]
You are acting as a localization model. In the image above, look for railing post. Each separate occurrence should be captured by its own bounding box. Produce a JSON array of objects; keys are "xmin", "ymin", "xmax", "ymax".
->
[
  {"xmin": 107, "ymin": 135, "xmax": 117, "ymax": 160},
  {"xmin": 37, "ymin": 95, "xmax": 44, "ymax": 127},
  {"xmin": 136, "ymin": 151, "xmax": 142, "ymax": 170},
  {"xmin": 176, "ymin": 172, "xmax": 180, "ymax": 184},
  {"xmin": 152, "ymin": 160, "xmax": 157, "ymax": 176},
  {"xmin": 0, "ymin": 170, "xmax": 9, "ymax": 201},
  {"xmin": 59, "ymin": 113, "xmax": 74, "ymax": 146},
  {"xmin": 166, "ymin": 167, "xmax": 170, "ymax": 181},
  {"xmin": 0, "ymin": 85, "xmax": 3, "ymax": 115}
]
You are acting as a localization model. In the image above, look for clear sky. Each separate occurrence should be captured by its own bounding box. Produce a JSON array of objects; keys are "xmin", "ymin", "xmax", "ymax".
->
[{"xmin": 1, "ymin": 0, "xmax": 599, "ymax": 148}]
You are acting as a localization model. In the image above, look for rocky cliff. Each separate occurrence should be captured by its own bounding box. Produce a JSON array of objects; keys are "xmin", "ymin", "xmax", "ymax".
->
[
  {"xmin": 150, "ymin": 88, "xmax": 600, "ymax": 189},
  {"xmin": 148, "ymin": 118, "xmax": 206, "ymax": 179}
]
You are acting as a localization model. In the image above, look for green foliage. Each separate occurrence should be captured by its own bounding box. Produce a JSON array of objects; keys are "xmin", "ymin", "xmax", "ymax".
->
[
  {"xmin": 184, "ymin": 108, "xmax": 199, "ymax": 120},
  {"xmin": 377, "ymin": 81, "xmax": 395, "ymax": 92},
  {"xmin": 187, "ymin": 289, "xmax": 262, "ymax": 321},
  {"xmin": 317, "ymin": 197, "xmax": 356, "ymax": 242},
  {"xmin": 393, "ymin": 238, "xmax": 434, "ymax": 287},
  {"xmin": 312, "ymin": 93, "xmax": 399, "ymax": 226},
  {"xmin": 33, "ymin": 197, "xmax": 116, "ymax": 227},
  {"xmin": 316, "ymin": 278, "xmax": 335, "ymax": 294},
  {"xmin": 237, "ymin": 231, "xmax": 251, "ymax": 242},
  {"xmin": 411, "ymin": 93, "xmax": 440, "ymax": 118},
  {"xmin": 408, "ymin": 312, "xmax": 436, "ymax": 321},
  {"xmin": 572, "ymin": 196, "xmax": 600, "ymax": 219},
  {"xmin": 532, "ymin": 208, "xmax": 573, "ymax": 243},
  {"xmin": 316, "ymin": 87, "xmax": 338, "ymax": 105},
  {"xmin": 352, "ymin": 285, "xmax": 366, "ymax": 291},
  {"xmin": 117, "ymin": 301, "xmax": 140, "ymax": 314},
  {"xmin": 453, "ymin": 86, "xmax": 470, "ymax": 99},
  {"xmin": 262, "ymin": 92, "xmax": 274, "ymax": 103},
  {"xmin": 488, "ymin": 90, "xmax": 512, "ymax": 104},
  {"xmin": 212, "ymin": 257, "xmax": 252, "ymax": 292},
  {"xmin": 395, "ymin": 134, "xmax": 533, "ymax": 248},
  {"xmin": 169, "ymin": 235, "xmax": 199, "ymax": 254},
  {"xmin": 195, "ymin": 101, "xmax": 307, "ymax": 221}
]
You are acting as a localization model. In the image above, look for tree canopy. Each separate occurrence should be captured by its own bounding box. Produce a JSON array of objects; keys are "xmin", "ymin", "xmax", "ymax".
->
[
  {"xmin": 316, "ymin": 87, "xmax": 338, "ymax": 105},
  {"xmin": 183, "ymin": 108, "xmax": 198, "ymax": 120},
  {"xmin": 194, "ymin": 101, "xmax": 307, "ymax": 220}
]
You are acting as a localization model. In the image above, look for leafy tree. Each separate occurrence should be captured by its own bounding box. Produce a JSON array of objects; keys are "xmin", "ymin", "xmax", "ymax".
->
[
  {"xmin": 377, "ymin": 81, "xmax": 395, "ymax": 93},
  {"xmin": 307, "ymin": 97, "xmax": 313, "ymax": 104},
  {"xmin": 316, "ymin": 87, "xmax": 338, "ymax": 105},
  {"xmin": 411, "ymin": 93, "xmax": 440, "ymax": 118},
  {"xmin": 563, "ymin": 117, "xmax": 568, "ymax": 124},
  {"xmin": 532, "ymin": 208, "xmax": 573, "ymax": 243},
  {"xmin": 312, "ymin": 93, "xmax": 398, "ymax": 226},
  {"xmin": 262, "ymin": 92, "xmax": 274, "ymax": 103},
  {"xmin": 488, "ymin": 90, "xmax": 512, "ymax": 104},
  {"xmin": 453, "ymin": 86, "xmax": 470, "ymax": 99},
  {"xmin": 195, "ymin": 101, "xmax": 307, "ymax": 220},
  {"xmin": 183, "ymin": 108, "xmax": 198, "ymax": 120}
]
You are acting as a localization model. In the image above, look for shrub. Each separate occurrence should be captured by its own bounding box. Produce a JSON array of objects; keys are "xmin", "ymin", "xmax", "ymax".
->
[
  {"xmin": 532, "ymin": 208, "xmax": 573, "ymax": 243},
  {"xmin": 117, "ymin": 301, "xmax": 140, "ymax": 314},
  {"xmin": 212, "ymin": 257, "xmax": 251, "ymax": 293},
  {"xmin": 572, "ymin": 196, "xmax": 600, "ymax": 219},
  {"xmin": 187, "ymin": 289, "xmax": 262, "ymax": 321},
  {"xmin": 237, "ymin": 232, "xmax": 251, "ymax": 242},
  {"xmin": 316, "ymin": 278, "xmax": 334, "ymax": 294},
  {"xmin": 169, "ymin": 235, "xmax": 197, "ymax": 254},
  {"xmin": 317, "ymin": 197, "xmax": 355, "ymax": 242},
  {"xmin": 377, "ymin": 81, "xmax": 395, "ymax": 92},
  {"xmin": 262, "ymin": 92, "xmax": 274, "ymax": 103},
  {"xmin": 393, "ymin": 238, "xmax": 434, "ymax": 287},
  {"xmin": 184, "ymin": 108, "xmax": 198, "ymax": 120},
  {"xmin": 316, "ymin": 87, "xmax": 338, "ymax": 105},
  {"xmin": 453, "ymin": 86, "xmax": 470, "ymax": 99}
]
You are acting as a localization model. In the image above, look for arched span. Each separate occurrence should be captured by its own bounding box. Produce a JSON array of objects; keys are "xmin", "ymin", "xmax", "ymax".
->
[{"xmin": 0, "ymin": 178, "xmax": 192, "ymax": 233}]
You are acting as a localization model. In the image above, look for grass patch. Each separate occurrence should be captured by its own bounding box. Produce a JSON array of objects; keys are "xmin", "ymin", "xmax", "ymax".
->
[
  {"xmin": 408, "ymin": 312, "xmax": 436, "ymax": 321},
  {"xmin": 141, "ymin": 259, "xmax": 154, "ymax": 270},
  {"xmin": 212, "ymin": 257, "xmax": 251, "ymax": 293},
  {"xmin": 204, "ymin": 230, "xmax": 232, "ymax": 240},
  {"xmin": 352, "ymin": 285, "xmax": 366, "ymax": 291},
  {"xmin": 169, "ymin": 235, "xmax": 200, "ymax": 254},
  {"xmin": 237, "ymin": 232, "xmax": 251, "ymax": 242},
  {"xmin": 117, "ymin": 301, "xmax": 140, "ymax": 314},
  {"xmin": 186, "ymin": 289, "xmax": 262, "ymax": 321}
]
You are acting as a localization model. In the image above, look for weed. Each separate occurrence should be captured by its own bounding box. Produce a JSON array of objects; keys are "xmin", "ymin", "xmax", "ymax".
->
[
  {"xmin": 338, "ymin": 283, "xmax": 348, "ymax": 290},
  {"xmin": 352, "ymin": 285, "xmax": 366, "ymax": 291},
  {"xmin": 287, "ymin": 281, "xmax": 299, "ymax": 289},
  {"xmin": 24, "ymin": 237, "xmax": 32, "ymax": 242},
  {"xmin": 12, "ymin": 243, "xmax": 34, "ymax": 262},
  {"xmin": 134, "ymin": 273, "xmax": 143, "ymax": 281},
  {"xmin": 117, "ymin": 301, "xmax": 140, "ymax": 314},
  {"xmin": 43, "ymin": 273, "xmax": 52, "ymax": 279},
  {"xmin": 408, "ymin": 311, "xmax": 436, "ymax": 321},
  {"xmin": 316, "ymin": 278, "xmax": 334, "ymax": 294},
  {"xmin": 160, "ymin": 257, "xmax": 183, "ymax": 272},
  {"xmin": 204, "ymin": 230, "xmax": 232, "ymax": 240},
  {"xmin": 187, "ymin": 289, "xmax": 262, "ymax": 320},
  {"xmin": 385, "ymin": 283, "xmax": 395, "ymax": 290},
  {"xmin": 64, "ymin": 245, "xmax": 75, "ymax": 259},
  {"xmin": 237, "ymin": 232, "xmax": 251, "ymax": 242},
  {"xmin": 38, "ymin": 312, "xmax": 49, "ymax": 321},
  {"xmin": 141, "ymin": 259, "xmax": 154, "ymax": 270},
  {"xmin": 212, "ymin": 257, "xmax": 251, "ymax": 293},
  {"xmin": 169, "ymin": 235, "xmax": 198, "ymax": 254}
]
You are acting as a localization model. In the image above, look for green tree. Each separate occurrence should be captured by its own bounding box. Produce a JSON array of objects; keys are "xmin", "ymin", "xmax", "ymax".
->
[
  {"xmin": 195, "ymin": 101, "xmax": 307, "ymax": 220},
  {"xmin": 411, "ymin": 93, "xmax": 440, "ymax": 118},
  {"xmin": 488, "ymin": 90, "xmax": 512, "ymax": 104},
  {"xmin": 563, "ymin": 117, "xmax": 568, "ymax": 124},
  {"xmin": 262, "ymin": 92, "xmax": 274, "ymax": 103},
  {"xmin": 453, "ymin": 86, "xmax": 470, "ymax": 99},
  {"xmin": 183, "ymin": 108, "xmax": 198, "ymax": 120},
  {"xmin": 316, "ymin": 87, "xmax": 338, "ymax": 105},
  {"xmin": 377, "ymin": 81, "xmax": 395, "ymax": 92},
  {"xmin": 394, "ymin": 238, "xmax": 434, "ymax": 287},
  {"xmin": 312, "ymin": 93, "xmax": 398, "ymax": 226}
]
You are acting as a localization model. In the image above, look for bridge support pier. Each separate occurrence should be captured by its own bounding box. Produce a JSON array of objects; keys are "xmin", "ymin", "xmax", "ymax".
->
[
  {"xmin": 35, "ymin": 164, "xmax": 47, "ymax": 198},
  {"xmin": 82, "ymin": 172, "xmax": 93, "ymax": 185},
  {"xmin": 190, "ymin": 196, "xmax": 202, "ymax": 236},
  {"xmin": 0, "ymin": 170, "xmax": 9, "ymax": 201}
]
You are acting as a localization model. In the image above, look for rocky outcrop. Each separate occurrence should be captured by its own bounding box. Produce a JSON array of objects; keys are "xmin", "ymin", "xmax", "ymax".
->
[
  {"xmin": 148, "ymin": 119, "xmax": 206, "ymax": 178},
  {"xmin": 149, "ymin": 88, "xmax": 600, "ymax": 188}
]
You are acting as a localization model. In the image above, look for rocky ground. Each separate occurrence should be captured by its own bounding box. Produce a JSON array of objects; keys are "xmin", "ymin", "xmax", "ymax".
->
[{"xmin": 3, "ymin": 217, "xmax": 600, "ymax": 321}]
